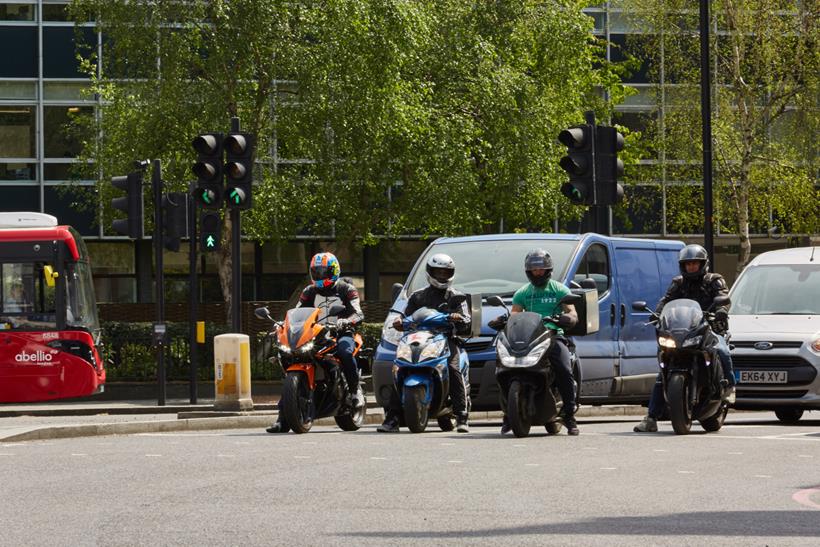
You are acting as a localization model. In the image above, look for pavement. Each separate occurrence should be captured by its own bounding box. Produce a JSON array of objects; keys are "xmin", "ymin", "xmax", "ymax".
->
[{"xmin": 0, "ymin": 396, "xmax": 646, "ymax": 443}]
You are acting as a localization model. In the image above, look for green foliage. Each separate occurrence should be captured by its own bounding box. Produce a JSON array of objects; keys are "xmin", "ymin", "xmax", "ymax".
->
[
  {"xmin": 67, "ymin": 0, "xmax": 629, "ymax": 243},
  {"xmin": 616, "ymin": 0, "xmax": 819, "ymax": 262}
]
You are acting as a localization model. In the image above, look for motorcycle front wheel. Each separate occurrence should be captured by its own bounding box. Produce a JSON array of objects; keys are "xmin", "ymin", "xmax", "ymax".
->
[
  {"xmin": 668, "ymin": 372, "xmax": 693, "ymax": 435},
  {"xmin": 403, "ymin": 385, "xmax": 429, "ymax": 433},
  {"xmin": 507, "ymin": 380, "xmax": 532, "ymax": 438},
  {"xmin": 282, "ymin": 372, "xmax": 314, "ymax": 434}
]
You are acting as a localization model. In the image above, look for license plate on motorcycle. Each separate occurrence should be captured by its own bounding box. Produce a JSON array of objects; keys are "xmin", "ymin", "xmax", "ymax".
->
[{"xmin": 737, "ymin": 370, "xmax": 788, "ymax": 384}]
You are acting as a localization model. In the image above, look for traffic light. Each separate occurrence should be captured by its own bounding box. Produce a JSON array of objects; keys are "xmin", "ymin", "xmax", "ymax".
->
[
  {"xmin": 200, "ymin": 211, "xmax": 221, "ymax": 252},
  {"xmin": 111, "ymin": 171, "xmax": 144, "ymax": 238},
  {"xmin": 192, "ymin": 132, "xmax": 224, "ymax": 209},
  {"xmin": 595, "ymin": 126, "xmax": 625, "ymax": 206},
  {"xmin": 223, "ymin": 132, "xmax": 255, "ymax": 210},
  {"xmin": 558, "ymin": 124, "xmax": 595, "ymax": 206},
  {"xmin": 162, "ymin": 192, "xmax": 189, "ymax": 252}
]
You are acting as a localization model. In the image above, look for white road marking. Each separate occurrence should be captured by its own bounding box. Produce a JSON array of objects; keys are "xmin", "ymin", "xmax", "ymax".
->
[
  {"xmin": 754, "ymin": 475, "xmax": 772, "ymax": 478},
  {"xmin": 145, "ymin": 454, "xmax": 162, "ymax": 457},
  {"xmin": 525, "ymin": 463, "xmax": 540, "ymax": 467},
  {"xmin": 370, "ymin": 457, "xmax": 387, "ymax": 460},
  {"xmin": 583, "ymin": 447, "xmax": 598, "ymax": 450},
  {"xmin": 71, "ymin": 453, "xmax": 87, "ymax": 457},
  {"xmin": 217, "ymin": 454, "xmax": 235, "ymax": 458},
  {"xmin": 728, "ymin": 451, "xmax": 743, "ymax": 455},
  {"xmin": 798, "ymin": 455, "xmax": 813, "ymax": 458},
  {"xmin": 234, "ymin": 442, "xmax": 250, "ymax": 446},
  {"xmin": 301, "ymin": 441, "xmax": 318, "ymax": 445},
  {"xmin": 600, "ymin": 467, "xmax": 617, "ymax": 470},
  {"xmin": 448, "ymin": 460, "xmax": 463, "ymax": 464},
  {"xmin": 0, "ymin": 453, "xmax": 14, "ymax": 456},
  {"xmin": 513, "ymin": 444, "xmax": 526, "ymax": 447},
  {"xmin": 294, "ymin": 455, "xmax": 310, "ymax": 459},
  {"xmin": 653, "ymin": 449, "xmax": 668, "ymax": 452},
  {"xmin": 440, "ymin": 443, "xmax": 455, "ymax": 446},
  {"xmin": 677, "ymin": 471, "xmax": 695, "ymax": 474}
]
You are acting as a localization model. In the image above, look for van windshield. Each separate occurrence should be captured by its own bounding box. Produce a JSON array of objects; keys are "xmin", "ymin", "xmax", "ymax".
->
[
  {"xmin": 730, "ymin": 264, "xmax": 820, "ymax": 315},
  {"xmin": 406, "ymin": 240, "xmax": 576, "ymax": 296}
]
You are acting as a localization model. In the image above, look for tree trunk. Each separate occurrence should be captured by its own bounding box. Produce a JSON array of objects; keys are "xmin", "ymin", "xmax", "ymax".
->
[
  {"xmin": 736, "ymin": 186, "xmax": 751, "ymax": 277},
  {"xmin": 217, "ymin": 214, "xmax": 233, "ymax": 323}
]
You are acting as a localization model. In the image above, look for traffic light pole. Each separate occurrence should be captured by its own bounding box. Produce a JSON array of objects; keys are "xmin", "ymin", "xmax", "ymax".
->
[
  {"xmin": 152, "ymin": 159, "xmax": 166, "ymax": 406},
  {"xmin": 187, "ymin": 186, "xmax": 198, "ymax": 404},
  {"xmin": 230, "ymin": 117, "xmax": 241, "ymax": 333},
  {"xmin": 700, "ymin": 0, "xmax": 715, "ymax": 265}
]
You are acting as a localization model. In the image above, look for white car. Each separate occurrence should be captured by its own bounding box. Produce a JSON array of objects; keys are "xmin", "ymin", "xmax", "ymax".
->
[{"xmin": 728, "ymin": 247, "xmax": 820, "ymax": 423}]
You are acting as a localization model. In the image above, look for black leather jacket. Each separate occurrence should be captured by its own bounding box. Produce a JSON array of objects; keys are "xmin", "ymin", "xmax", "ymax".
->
[
  {"xmin": 404, "ymin": 285, "xmax": 471, "ymax": 337},
  {"xmin": 655, "ymin": 273, "xmax": 730, "ymax": 334}
]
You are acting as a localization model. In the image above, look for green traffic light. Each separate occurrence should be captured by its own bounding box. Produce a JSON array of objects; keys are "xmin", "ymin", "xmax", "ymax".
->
[
  {"xmin": 206, "ymin": 235, "xmax": 216, "ymax": 248},
  {"xmin": 202, "ymin": 191, "xmax": 212, "ymax": 204}
]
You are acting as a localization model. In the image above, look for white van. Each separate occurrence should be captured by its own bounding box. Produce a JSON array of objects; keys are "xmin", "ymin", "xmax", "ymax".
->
[{"xmin": 728, "ymin": 247, "xmax": 820, "ymax": 422}]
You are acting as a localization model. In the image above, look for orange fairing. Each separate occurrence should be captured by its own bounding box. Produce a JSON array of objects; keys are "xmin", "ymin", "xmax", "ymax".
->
[{"xmin": 286, "ymin": 363, "xmax": 316, "ymax": 389}]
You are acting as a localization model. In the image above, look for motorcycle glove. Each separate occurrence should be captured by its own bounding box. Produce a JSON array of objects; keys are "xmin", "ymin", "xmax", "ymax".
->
[
  {"xmin": 336, "ymin": 319, "xmax": 352, "ymax": 331},
  {"xmin": 488, "ymin": 316, "xmax": 507, "ymax": 331},
  {"xmin": 557, "ymin": 313, "xmax": 577, "ymax": 329},
  {"xmin": 392, "ymin": 318, "xmax": 404, "ymax": 331},
  {"xmin": 449, "ymin": 313, "xmax": 467, "ymax": 324}
]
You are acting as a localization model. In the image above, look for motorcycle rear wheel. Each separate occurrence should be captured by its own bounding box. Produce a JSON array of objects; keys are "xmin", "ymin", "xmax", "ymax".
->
[
  {"xmin": 668, "ymin": 373, "xmax": 692, "ymax": 435},
  {"xmin": 700, "ymin": 404, "xmax": 728, "ymax": 432},
  {"xmin": 335, "ymin": 393, "xmax": 366, "ymax": 431},
  {"xmin": 282, "ymin": 372, "xmax": 314, "ymax": 434},
  {"xmin": 508, "ymin": 380, "xmax": 532, "ymax": 438},
  {"xmin": 403, "ymin": 385, "xmax": 429, "ymax": 433}
]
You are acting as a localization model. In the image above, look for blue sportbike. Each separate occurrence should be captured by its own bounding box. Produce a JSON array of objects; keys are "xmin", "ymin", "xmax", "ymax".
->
[{"xmin": 393, "ymin": 298, "xmax": 470, "ymax": 433}]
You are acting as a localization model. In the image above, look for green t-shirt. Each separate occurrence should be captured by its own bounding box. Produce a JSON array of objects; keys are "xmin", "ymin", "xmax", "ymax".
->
[{"xmin": 512, "ymin": 279, "xmax": 571, "ymax": 334}]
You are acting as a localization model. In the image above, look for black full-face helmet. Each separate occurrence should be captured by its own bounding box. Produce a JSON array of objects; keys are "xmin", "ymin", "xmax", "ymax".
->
[
  {"xmin": 426, "ymin": 253, "xmax": 456, "ymax": 289},
  {"xmin": 678, "ymin": 244, "xmax": 709, "ymax": 281},
  {"xmin": 524, "ymin": 249, "xmax": 553, "ymax": 288}
]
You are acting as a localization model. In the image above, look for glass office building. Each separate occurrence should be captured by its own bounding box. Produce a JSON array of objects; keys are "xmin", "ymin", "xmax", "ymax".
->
[{"xmin": 0, "ymin": 1, "xmax": 805, "ymax": 302}]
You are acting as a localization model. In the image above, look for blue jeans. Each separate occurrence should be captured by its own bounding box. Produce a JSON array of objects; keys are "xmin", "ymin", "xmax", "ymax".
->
[
  {"xmin": 335, "ymin": 335, "xmax": 360, "ymax": 391},
  {"xmin": 647, "ymin": 334, "xmax": 735, "ymax": 419}
]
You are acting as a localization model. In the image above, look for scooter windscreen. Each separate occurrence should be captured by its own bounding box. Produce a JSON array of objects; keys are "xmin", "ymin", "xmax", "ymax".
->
[
  {"xmin": 659, "ymin": 299, "xmax": 703, "ymax": 333},
  {"xmin": 505, "ymin": 311, "xmax": 548, "ymax": 352}
]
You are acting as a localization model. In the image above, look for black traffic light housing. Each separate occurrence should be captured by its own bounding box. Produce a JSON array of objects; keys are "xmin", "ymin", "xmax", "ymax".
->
[
  {"xmin": 111, "ymin": 171, "xmax": 144, "ymax": 238},
  {"xmin": 558, "ymin": 124, "xmax": 595, "ymax": 206},
  {"xmin": 223, "ymin": 132, "xmax": 255, "ymax": 210},
  {"xmin": 161, "ymin": 192, "xmax": 189, "ymax": 252},
  {"xmin": 192, "ymin": 132, "xmax": 224, "ymax": 209},
  {"xmin": 595, "ymin": 126, "xmax": 625, "ymax": 206},
  {"xmin": 200, "ymin": 211, "xmax": 221, "ymax": 252}
]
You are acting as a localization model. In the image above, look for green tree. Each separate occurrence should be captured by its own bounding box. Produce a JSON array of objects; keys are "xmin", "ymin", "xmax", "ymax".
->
[
  {"xmin": 69, "ymin": 0, "xmax": 627, "ymax": 308},
  {"xmin": 617, "ymin": 0, "xmax": 819, "ymax": 272}
]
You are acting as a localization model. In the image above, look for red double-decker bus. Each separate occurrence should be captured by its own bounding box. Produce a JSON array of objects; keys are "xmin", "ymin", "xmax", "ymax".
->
[{"xmin": 0, "ymin": 212, "xmax": 104, "ymax": 403}]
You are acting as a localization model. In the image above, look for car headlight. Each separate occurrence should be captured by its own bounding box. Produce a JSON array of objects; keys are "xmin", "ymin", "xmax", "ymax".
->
[
  {"xmin": 381, "ymin": 312, "xmax": 403, "ymax": 346},
  {"xmin": 658, "ymin": 336, "xmax": 676, "ymax": 349},
  {"xmin": 682, "ymin": 335, "xmax": 702, "ymax": 348},
  {"xmin": 396, "ymin": 342, "xmax": 412, "ymax": 362},
  {"xmin": 810, "ymin": 336, "xmax": 820, "ymax": 354},
  {"xmin": 419, "ymin": 339, "xmax": 446, "ymax": 361}
]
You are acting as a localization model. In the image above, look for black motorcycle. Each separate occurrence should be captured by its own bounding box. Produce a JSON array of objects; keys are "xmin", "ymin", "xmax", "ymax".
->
[
  {"xmin": 487, "ymin": 294, "xmax": 580, "ymax": 438},
  {"xmin": 632, "ymin": 296, "xmax": 732, "ymax": 435}
]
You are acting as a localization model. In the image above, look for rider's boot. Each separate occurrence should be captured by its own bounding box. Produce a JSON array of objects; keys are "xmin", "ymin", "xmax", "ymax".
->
[
  {"xmin": 377, "ymin": 411, "xmax": 400, "ymax": 433},
  {"xmin": 562, "ymin": 408, "xmax": 580, "ymax": 436},
  {"xmin": 500, "ymin": 414, "xmax": 512, "ymax": 435},
  {"xmin": 633, "ymin": 415, "xmax": 658, "ymax": 433},
  {"xmin": 266, "ymin": 415, "xmax": 288, "ymax": 434}
]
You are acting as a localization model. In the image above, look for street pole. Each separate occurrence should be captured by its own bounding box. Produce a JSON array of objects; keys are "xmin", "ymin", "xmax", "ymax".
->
[
  {"xmin": 187, "ymin": 185, "xmax": 198, "ymax": 404},
  {"xmin": 152, "ymin": 159, "xmax": 166, "ymax": 406},
  {"xmin": 700, "ymin": 0, "xmax": 715, "ymax": 265},
  {"xmin": 230, "ymin": 117, "xmax": 241, "ymax": 333}
]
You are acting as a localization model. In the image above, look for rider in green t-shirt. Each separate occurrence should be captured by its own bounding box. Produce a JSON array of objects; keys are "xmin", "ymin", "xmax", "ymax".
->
[{"xmin": 495, "ymin": 249, "xmax": 580, "ymax": 435}]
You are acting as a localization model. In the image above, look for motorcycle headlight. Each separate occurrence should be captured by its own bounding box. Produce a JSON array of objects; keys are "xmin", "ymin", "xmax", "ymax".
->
[
  {"xmin": 496, "ymin": 339, "xmax": 550, "ymax": 367},
  {"xmin": 419, "ymin": 339, "xmax": 446, "ymax": 361},
  {"xmin": 381, "ymin": 312, "xmax": 403, "ymax": 346},
  {"xmin": 682, "ymin": 335, "xmax": 702, "ymax": 348},
  {"xmin": 278, "ymin": 344, "xmax": 291, "ymax": 354},
  {"xmin": 396, "ymin": 342, "xmax": 412, "ymax": 362},
  {"xmin": 658, "ymin": 336, "xmax": 676, "ymax": 349},
  {"xmin": 297, "ymin": 341, "xmax": 314, "ymax": 353}
]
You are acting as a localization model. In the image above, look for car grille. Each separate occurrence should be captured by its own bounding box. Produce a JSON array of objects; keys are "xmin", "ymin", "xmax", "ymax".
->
[
  {"xmin": 733, "ymin": 355, "xmax": 817, "ymax": 386},
  {"xmin": 737, "ymin": 389, "xmax": 809, "ymax": 399},
  {"xmin": 732, "ymin": 341, "xmax": 804, "ymax": 349}
]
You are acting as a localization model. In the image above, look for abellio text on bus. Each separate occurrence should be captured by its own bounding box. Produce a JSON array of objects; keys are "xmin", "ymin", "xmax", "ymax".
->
[{"xmin": 0, "ymin": 212, "xmax": 104, "ymax": 403}]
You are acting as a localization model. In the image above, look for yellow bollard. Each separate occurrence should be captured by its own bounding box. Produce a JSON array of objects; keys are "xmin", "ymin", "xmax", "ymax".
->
[{"xmin": 213, "ymin": 334, "xmax": 253, "ymax": 411}]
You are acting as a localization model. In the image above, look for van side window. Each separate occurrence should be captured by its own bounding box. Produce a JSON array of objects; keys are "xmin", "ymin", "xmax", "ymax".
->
[{"xmin": 573, "ymin": 244, "xmax": 610, "ymax": 296}]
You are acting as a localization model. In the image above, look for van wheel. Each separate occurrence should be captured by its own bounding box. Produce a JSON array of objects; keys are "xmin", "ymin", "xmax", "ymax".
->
[{"xmin": 774, "ymin": 408, "xmax": 803, "ymax": 424}]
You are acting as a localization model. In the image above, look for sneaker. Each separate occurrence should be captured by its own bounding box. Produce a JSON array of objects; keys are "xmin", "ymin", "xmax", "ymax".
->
[
  {"xmin": 726, "ymin": 386, "xmax": 736, "ymax": 405},
  {"xmin": 500, "ymin": 416, "xmax": 511, "ymax": 435},
  {"xmin": 377, "ymin": 416, "xmax": 400, "ymax": 433},
  {"xmin": 633, "ymin": 415, "xmax": 658, "ymax": 433},
  {"xmin": 564, "ymin": 415, "xmax": 580, "ymax": 436},
  {"xmin": 456, "ymin": 416, "xmax": 470, "ymax": 433}
]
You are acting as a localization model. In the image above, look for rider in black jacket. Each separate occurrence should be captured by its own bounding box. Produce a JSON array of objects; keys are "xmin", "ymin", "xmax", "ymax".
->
[
  {"xmin": 266, "ymin": 252, "xmax": 364, "ymax": 434},
  {"xmin": 634, "ymin": 244, "xmax": 736, "ymax": 432},
  {"xmin": 377, "ymin": 253, "xmax": 472, "ymax": 433}
]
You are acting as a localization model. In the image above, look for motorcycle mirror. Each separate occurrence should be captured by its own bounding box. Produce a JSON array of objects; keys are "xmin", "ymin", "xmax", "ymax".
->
[
  {"xmin": 254, "ymin": 307, "xmax": 273, "ymax": 321},
  {"xmin": 391, "ymin": 283, "xmax": 403, "ymax": 304},
  {"xmin": 486, "ymin": 295, "xmax": 505, "ymax": 307},
  {"xmin": 560, "ymin": 293, "xmax": 582, "ymax": 305},
  {"xmin": 631, "ymin": 301, "xmax": 648, "ymax": 312},
  {"xmin": 579, "ymin": 277, "xmax": 598, "ymax": 290}
]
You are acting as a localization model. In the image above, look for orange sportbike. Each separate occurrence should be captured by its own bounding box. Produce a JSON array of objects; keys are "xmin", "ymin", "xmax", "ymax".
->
[{"xmin": 256, "ymin": 304, "xmax": 370, "ymax": 433}]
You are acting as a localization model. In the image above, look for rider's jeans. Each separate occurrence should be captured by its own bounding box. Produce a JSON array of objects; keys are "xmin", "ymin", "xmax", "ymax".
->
[
  {"xmin": 336, "ymin": 335, "xmax": 360, "ymax": 392},
  {"xmin": 647, "ymin": 333, "xmax": 736, "ymax": 419},
  {"xmin": 548, "ymin": 338, "xmax": 576, "ymax": 415}
]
